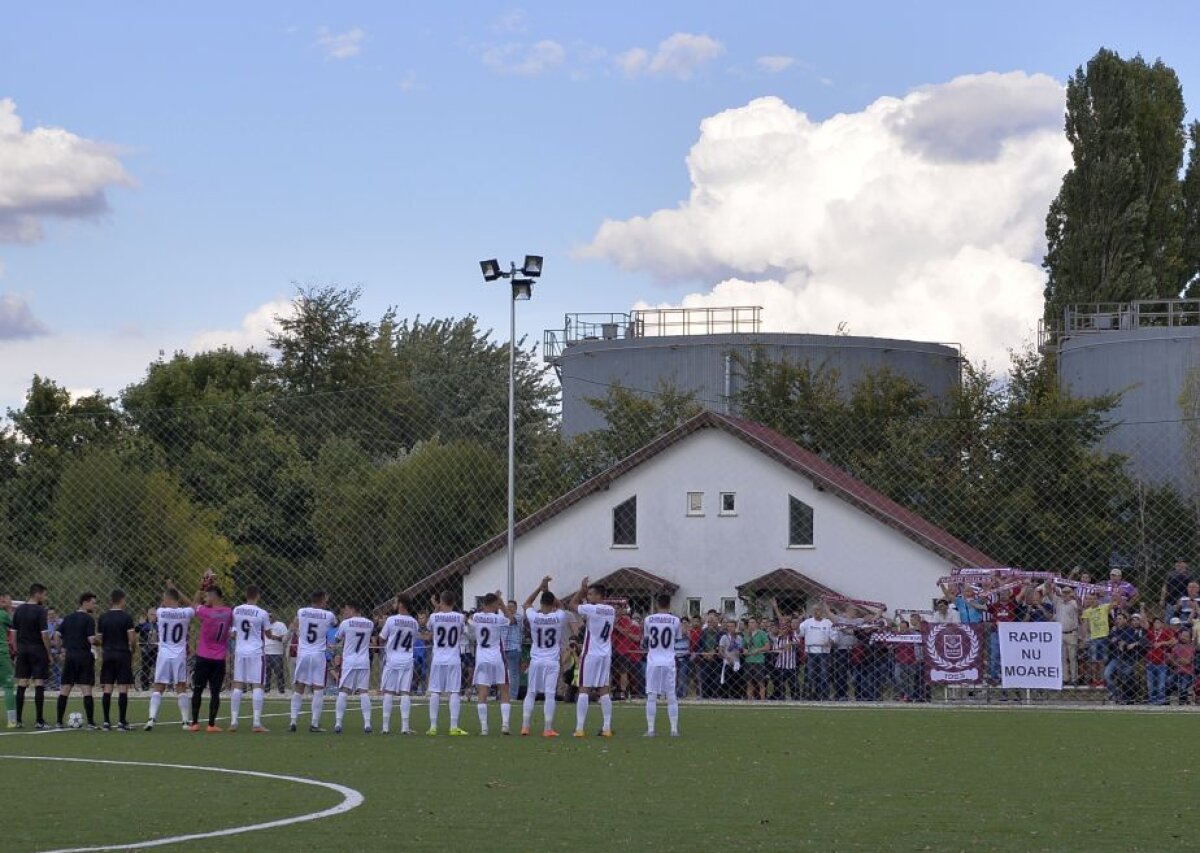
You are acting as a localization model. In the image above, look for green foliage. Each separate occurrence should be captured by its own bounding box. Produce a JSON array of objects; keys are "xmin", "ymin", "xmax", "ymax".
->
[
  {"xmin": 1184, "ymin": 121, "xmax": 1200, "ymax": 297},
  {"xmin": 569, "ymin": 381, "xmax": 702, "ymax": 479},
  {"xmin": 1044, "ymin": 48, "xmax": 1191, "ymax": 321}
]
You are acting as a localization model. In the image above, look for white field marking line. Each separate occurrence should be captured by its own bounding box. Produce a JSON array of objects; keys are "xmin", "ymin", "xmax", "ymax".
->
[{"xmin": 0, "ymin": 755, "xmax": 364, "ymax": 853}]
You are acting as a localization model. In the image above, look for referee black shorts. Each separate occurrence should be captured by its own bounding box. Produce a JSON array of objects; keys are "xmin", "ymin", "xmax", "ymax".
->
[
  {"xmin": 100, "ymin": 653, "xmax": 134, "ymax": 686},
  {"xmin": 61, "ymin": 652, "xmax": 95, "ymax": 687},
  {"xmin": 14, "ymin": 645, "xmax": 49, "ymax": 681}
]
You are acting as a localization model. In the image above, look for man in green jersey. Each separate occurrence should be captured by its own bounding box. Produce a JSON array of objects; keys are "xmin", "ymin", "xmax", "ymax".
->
[{"xmin": 0, "ymin": 592, "xmax": 15, "ymax": 727}]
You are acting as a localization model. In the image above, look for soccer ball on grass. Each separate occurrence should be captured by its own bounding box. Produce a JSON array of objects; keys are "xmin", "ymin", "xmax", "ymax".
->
[{"xmin": 67, "ymin": 712, "xmax": 84, "ymax": 729}]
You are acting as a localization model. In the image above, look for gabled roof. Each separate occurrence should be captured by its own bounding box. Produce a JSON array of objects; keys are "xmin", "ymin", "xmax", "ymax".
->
[
  {"xmin": 593, "ymin": 567, "xmax": 679, "ymax": 595},
  {"xmin": 735, "ymin": 568, "xmax": 842, "ymax": 600},
  {"xmin": 404, "ymin": 411, "xmax": 999, "ymax": 596}
]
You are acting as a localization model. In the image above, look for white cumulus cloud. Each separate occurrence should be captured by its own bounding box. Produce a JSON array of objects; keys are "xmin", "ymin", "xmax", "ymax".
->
[
  {"xmin": 617, "ymin": 33, "xmax": 724, "ymax": 80},
  {"xmin": 0, "ymin": 292, "xmax": 48, "ymax": 340},
  {"xmin": 756, "ymin": 55, "xmax": 796, "ymax": 74},
  {"xmin": 581, "ymin": 71, "xmax": 1071, "ymax": 368},
  {"xmin": 189, "ymin": 298, "xmax": 295, "ymax": 353},
  {"xmin": 0, "ymin": 98, "xmax": 133, "ymax": 244},
  {"xmin": 316, "ymin": 26, "xmax": 365, "ymax": 60},
  {"xmin": 482, "ymin": 40, "xmax": 566, "ymax": 76}
]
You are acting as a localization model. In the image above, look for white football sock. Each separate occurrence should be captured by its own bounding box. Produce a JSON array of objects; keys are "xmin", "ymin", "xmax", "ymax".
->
[
  {"xmin": 667, "ymin": 695, "xmax": 679, "ymax": 734},
  {"xmin": 335, "ymin": 692, "xmax": 348, "ymax": 727},
  {"xmin": 449, "ymin": 692, "xmax": 461, "ymax": 728},
  {"xmin": 359, "ymin": 693, "xmax": 372, "ymax": 729},
  {"xmin": 522, "ymin": 690, "xmax": 535, "ymax": 729},
  {"xmin": 575, "ymin": 693, "xmax": 589, "ymax": 732},
  {"xmin": 148, "ymin": 691, "xmax": 162, "ymax": 721},
  {"xmin": 646, "ymin": 692, "xmax": 657, "ymax": 733},
  {"xmin": 252, "ymin": 688, "xmax": 264, "ymax": 726},
  {"xmin": 290, "ymin": 692, "xmax": 303, "ymax": 724},
  {"xmin": 400, "ymin": 694, "xmax": 412, "ymax": 730},
  {"xmin": 429, "ymin": 693, "xmax": 440, "ymax": 730},
  {"xmin": 477, "ymin": 700, "xmax": 489, "ymax": 733},
  {"xmin": 311, "ymin": 689, "xmax": 325, "ymax": 727},
  {"xmin": 177, "ymin": 693, "xmax": 190, "ymax": 724},
  {"xmin": 600, "ymin": 694, "xmax": 613, "ymax": 730},
  {"xmin": 382, "ymin": 694, "xmax": 394, "ymax": 732},
  {"xmin": 229, "ymin": 688, "xmax": 243, "ymax": 725},
  {"xmin": 543, "ymin": 694, "xmax": 556, "ymax": 732}
]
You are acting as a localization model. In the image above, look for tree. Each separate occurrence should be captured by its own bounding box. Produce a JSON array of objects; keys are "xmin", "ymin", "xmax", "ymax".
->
[
  {"xmin": 569, "ymin": 381, "xmax": 702, "ymax": 480},
  {"xmin": 1044, "ymin": 49, "xmax": 1190, "ymax": 322},
  {"xmin": 1184, "ymin": 121, "xmax": 1200, "ymax": 297}
]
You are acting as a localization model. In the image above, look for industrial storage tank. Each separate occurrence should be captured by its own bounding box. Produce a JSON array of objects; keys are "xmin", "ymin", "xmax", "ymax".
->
[
  {"xmin": 1052, "ymin": 299, "xmax": 1200, "ymax": 492},
  {"xmin": 544, "ymin": 307, "xmax": 963, "ymax": 438}
]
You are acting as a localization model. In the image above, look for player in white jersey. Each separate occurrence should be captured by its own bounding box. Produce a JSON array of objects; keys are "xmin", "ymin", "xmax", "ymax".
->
[
  {"xmin": 333, "ymin": 603, "xmax": 376, "ymax": 734},
  {"xmin": 569, "ymin": 577, "xmax": 617, "ymax": 738},
  {"xmin": 643, "ymin": 594, "xmax": 682, "ymax": 737},
  {"xmin": 379, "ymin": 594, "xmax": 419, "ymax": 735},
  {"xmin": 470, "ymin": 591, "xmax": 513, "ymax": 735},
  {"xmin": 521, "ymin": 575, "xmax": 573, "ymax": 738},
  {"xmin": 229, "ymin": 585, "xmax": 278, "ymax": 733},
  {"xmin": 425, "ymin": 590, "xmax": 468, "ymax": 736},
  {"xmin": 144, "ymin": 584, "xmax": 195, "ymax": 731},
  {"xmin": 288, "ymin": 590, "xmax": 337, "ymax": 733}
]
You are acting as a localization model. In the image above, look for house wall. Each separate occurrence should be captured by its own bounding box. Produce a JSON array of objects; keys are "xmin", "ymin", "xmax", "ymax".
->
[{"xmin": 463, "ymin": 428, "xmax": 952, "ymax": 614}]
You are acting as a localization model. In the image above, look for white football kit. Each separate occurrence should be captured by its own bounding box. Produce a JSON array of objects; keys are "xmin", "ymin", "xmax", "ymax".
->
[
  {"xmin": 293, "ymin": 607, "xmax": 337, "ymax": 687},
  {"xmin": 336, "ymin": 616, "xmax": 376, "ymax": 692},
  {"xmin": 577, "ymin": 603, "xmax": 616, "ymax": 689},
  {"xmin": 526, "ymin": 608, "xmax": 570, "ymax": 696},
  {"xmin": 427, "ymin": 611, "xmax": 465, "ymax": 694},
  {"xmin": 231, "ymin": 603, "xmax": 273, "ymax": 685},
  {"xmin": 154, "ymin": 606, "xmax": 195, "ymax": 685},
  {"xmin": 379, "ymin": 614, "xmax": 419, "ymax": 693},
  {"xmin": 643, "ymin": 613, "xmax": 681, "ymax": 696},
  {"xmin": 470, "ymin": 612, "xmax": 511, "ymax": 687}
]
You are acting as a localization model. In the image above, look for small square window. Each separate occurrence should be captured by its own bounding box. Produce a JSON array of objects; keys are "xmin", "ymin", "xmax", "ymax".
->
[
  {"xmin": 721, "ymin": 597, "xmax": 737, "ymax": 618},
  {"xmin": 686, "ymin": 492, "xmax": 704, "ymax": 515},
  {"xmin": 686, "ymin": 597, "xmax": 702, "ymax": 618},
  {"xmin": 719, "ymin": 492, "xmax": 737, "ymax": 515}
]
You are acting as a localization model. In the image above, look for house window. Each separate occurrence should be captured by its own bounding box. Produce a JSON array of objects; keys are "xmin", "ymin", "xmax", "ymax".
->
[
  {"xmin": 721, "ymin": 597, "xmax": 737, "ymax": 619},
  {"xmin": 719, "ymin": 492, "xmax": 737, "ymax": 515},
  {"xmin": 612, "ymin": 495, "xmax": 637, "ymax": 546},
  {"xmin": 686, "ymin": 597, "xmax": 702, "ymax": 618},
  {"xmin": 789, "ymin": 495, "xmax": 814, "ymax": 546},
  {"xmin": 686, "ymin": 491, "xmax": 704, "ymax": 516}
]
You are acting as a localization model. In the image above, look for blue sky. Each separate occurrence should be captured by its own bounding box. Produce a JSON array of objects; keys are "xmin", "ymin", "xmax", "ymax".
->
[{"xmin": 0, "ymin": 2, "xmax": 1197, "ymax": 409}]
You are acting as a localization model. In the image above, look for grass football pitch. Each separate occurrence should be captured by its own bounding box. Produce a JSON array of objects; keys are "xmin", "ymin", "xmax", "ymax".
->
[{"xmin": 2, "ymin": 699, "xmax": 1192, "ymax": 852}]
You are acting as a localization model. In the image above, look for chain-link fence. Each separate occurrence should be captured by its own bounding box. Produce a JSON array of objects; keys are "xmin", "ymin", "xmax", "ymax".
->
[{"xmin": 2, "ymin": 294, "xmax": 1198, "ymax": 707}]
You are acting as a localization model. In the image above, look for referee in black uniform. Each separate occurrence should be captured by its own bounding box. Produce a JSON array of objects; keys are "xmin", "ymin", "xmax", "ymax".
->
[
  {"xmin": 56, "ymin": 593, "xmax": 99, "ymax": 729},
  {"xmin": 12, "ymin": 583, "xmax": 51, "ymax": 729},
  {"xmin": 97, "ymin": 589, "xmax": 137, "ymax": 730}
]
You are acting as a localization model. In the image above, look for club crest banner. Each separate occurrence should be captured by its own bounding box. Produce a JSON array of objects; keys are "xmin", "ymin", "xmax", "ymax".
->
[{"xmin": 921, "ymin": 623, "xmax": 984, "ymax": 684}]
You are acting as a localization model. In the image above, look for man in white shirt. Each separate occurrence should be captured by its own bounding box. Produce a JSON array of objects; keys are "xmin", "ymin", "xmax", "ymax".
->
[
  {"xmin": 288, "ymin": 590, "xmax": 337, "ymax": 733},
  {"xmin": 797, "ymin": 603, "xmax": 837, "ymax": 701},
  {"xmin": 470, "ymin": 591, "xmax": 512, "ymax": 735},
  {"xmin": 927, "ymin": 599, "xmax": 961, "ymax": 625},
  {"xmin": 144, "ymin": 585, "xmax": 195, "ymax": 731},
  {"xmin": 643, "ymin": 594, "xmax": 681, "ymax": 737},
  {"xmin": 264, "ymin": 616, "xmax": 288, "ymax": 695},
  {"xmin": 333, "ymin": 602, "xmax": 376, "ymax": 734},
  {"xmin": 378, "ymin": 594, "xmax": 419, "ymax": 735},
  {"xmin": 229, "ymin": 585, "xmax": 279, "ymax": 732},
  {"xmin": 569, "ymin": 576, "xmax": 616, "ymax": 738},
  {"xmin": 426, "ymin": 591, "xmax": 468, "ymax": 736},
  {"xmin": 521, "ymin": 575, "xmax": 572, "ymax": 738}
]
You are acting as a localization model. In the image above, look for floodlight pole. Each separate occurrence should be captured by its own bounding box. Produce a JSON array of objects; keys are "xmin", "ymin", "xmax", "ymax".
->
[{"xmin": 506, "ymin": 261, "xmax": 517, "ymax": 604}]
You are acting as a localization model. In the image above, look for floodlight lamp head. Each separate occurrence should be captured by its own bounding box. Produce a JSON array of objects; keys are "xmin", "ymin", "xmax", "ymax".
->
[
  {"xmin": 521, "ymin": 255, "xmax": 543, "ymax": 278},
  {"xmin": 512, "ymin": 279, "xmax": 534, "ymax": 301},
  {"xmin": 480, "ymin": 259, "xmax": 502, "ymax": 282}
]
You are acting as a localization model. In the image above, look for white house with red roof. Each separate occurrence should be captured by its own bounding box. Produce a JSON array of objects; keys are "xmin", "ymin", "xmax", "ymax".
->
[{"xmin": 407, "ymin": 411, "xmax": 998, "ymax": 616}]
